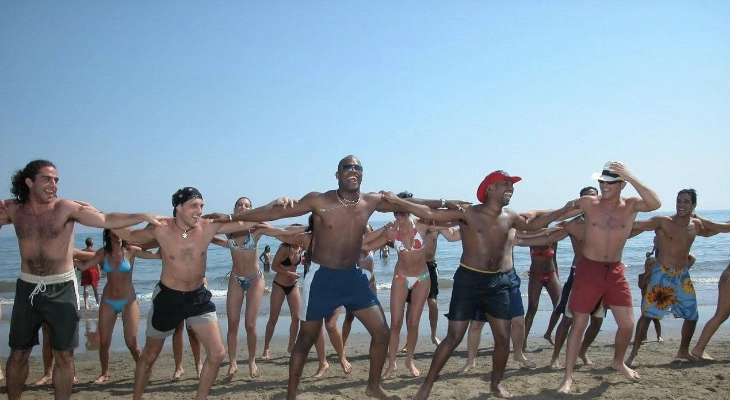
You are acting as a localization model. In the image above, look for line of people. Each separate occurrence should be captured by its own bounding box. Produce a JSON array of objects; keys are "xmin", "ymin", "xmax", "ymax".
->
[{"xmin": 2, "ymin": 157, "xmax": 730, "ymax": 400}]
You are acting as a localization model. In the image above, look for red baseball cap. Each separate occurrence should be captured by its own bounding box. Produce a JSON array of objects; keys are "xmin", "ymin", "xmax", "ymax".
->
[{"xmin": 476, "ymin": 170, "xmax": 521, "ymax": 203}]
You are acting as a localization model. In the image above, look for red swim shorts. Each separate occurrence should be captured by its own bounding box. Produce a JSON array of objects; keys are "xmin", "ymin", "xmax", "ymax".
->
[
  {"xmin": 568, "ymin": 257, "xmax": 632, "ymax": 314},
  {"xmin": 81, "ymin": 267, "xmax": 100, "ymax": 286}
]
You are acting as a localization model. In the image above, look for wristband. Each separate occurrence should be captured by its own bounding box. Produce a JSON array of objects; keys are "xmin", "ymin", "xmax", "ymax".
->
[
  {"xmin": 227, "ymin": 214, "xmax": 233, "ymax": 222},
  {"xmin": 440, "ymin": 198, "xmax": 446, "ymax": 208}
]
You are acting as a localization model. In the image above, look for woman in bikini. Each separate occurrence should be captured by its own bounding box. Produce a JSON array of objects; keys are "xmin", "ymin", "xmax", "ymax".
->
[
  {"xmin": 224, "ymin": 196, "xmax": 309, "ymax": 380},
  {"xmin": 521, "ymin": 242, "xmax": 561, "ymax": 350},
  {"xmin": 691, "ymin": 218, "xmax": 730, "ymax": 360},
  {"xmin": 363, "ymin": 192, "xmax": 432, "ymax": 379},
  {"xmin": 75, "ymin": 229, "xmax": 160, "ymax": 384},
  {"xmin": 262, "ymin": 231, "xmax": 303, "ymax": 359}
]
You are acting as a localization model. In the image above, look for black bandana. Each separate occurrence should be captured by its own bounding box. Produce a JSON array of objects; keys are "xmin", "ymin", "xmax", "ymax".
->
[{"xmin": 172, "ymin": 187, "xmax": 203, "ymax": 209}]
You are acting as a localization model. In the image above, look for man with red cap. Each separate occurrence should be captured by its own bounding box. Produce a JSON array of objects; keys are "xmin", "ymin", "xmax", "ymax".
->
[{"xmin": 381, "ymin": 170, "xmax": 576, "ymax": 399}]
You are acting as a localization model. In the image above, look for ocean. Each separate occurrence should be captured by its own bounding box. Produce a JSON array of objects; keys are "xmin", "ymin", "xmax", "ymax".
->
[{"xmin": 0, "ymin": 209, "xmax": 728, "ymax": 355}]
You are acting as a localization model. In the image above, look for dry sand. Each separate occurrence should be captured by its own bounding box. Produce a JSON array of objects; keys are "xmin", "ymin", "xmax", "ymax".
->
[{"xmin": 5, "ymin": 329, "xmax": 729, "ymax": 400}]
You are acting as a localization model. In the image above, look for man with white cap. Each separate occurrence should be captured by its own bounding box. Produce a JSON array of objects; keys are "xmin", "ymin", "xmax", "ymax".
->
[
  {"xmin": 557, "ymin": 161, "xmax": 661, "ymax": 394},
  {"xmin": 381, "ymin": 170, "xmax": 576, "ymax": 399}
]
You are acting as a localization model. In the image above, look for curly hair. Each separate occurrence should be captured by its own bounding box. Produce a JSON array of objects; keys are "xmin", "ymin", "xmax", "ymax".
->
[{"xmin": 10, "ymin": 159, "xmax": 56, "ymax": 204}]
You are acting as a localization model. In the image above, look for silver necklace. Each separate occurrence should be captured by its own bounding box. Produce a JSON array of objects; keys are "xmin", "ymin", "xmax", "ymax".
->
[
  {"xmin": 174, "ymin": 220, "xmax": 193, "ymax": 239},
  {"xmin": 319, "ymin": 190, "xmax": 361, "ymax": 212}
]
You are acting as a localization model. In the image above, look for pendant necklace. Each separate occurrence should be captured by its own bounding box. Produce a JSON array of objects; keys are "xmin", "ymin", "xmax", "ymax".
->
[{"xmin": 174, "ymin": 220, "xmax": 193, "ymax": 239}]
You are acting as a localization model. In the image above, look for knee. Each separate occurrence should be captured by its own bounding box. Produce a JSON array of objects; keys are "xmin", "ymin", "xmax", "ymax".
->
[
  {"xmin": 8, "ymin": 350, "xmax": 30, "ymax": 366},
  {"xmin": 267, "ymin": 316, "xmax": 279, "ymax": 327},
  {"xmin": 406, "ymin": 318, "xmax": 419, "ymax": 332},
  {"xmin": 124, "ymin": 336, "xmax": 138, "ymax": 351},
  {"xmin": 373, "ymin": 325, "xmax": 390, "ymax": 343},
  {"xmin": 54, "ymin": 351, "xmax": 74, "ymax": 367},
  {"xmin": 208, "ymin": 345, "xmax": 226, "ymax": 364},
  {"xmin": 139, "ymin": 349, "xmax": 160, "ymax": 367}
]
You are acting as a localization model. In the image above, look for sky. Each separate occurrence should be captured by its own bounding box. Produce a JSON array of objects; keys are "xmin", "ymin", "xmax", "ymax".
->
[{"xmin": 1, "ymin": 2, "xmax": 728, "ymax": 236}]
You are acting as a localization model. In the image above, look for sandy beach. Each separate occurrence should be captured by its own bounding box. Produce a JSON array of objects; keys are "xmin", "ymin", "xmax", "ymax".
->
[{"xmin": 6, "ymin": 324, "xmax": 729, "ymax": 400}]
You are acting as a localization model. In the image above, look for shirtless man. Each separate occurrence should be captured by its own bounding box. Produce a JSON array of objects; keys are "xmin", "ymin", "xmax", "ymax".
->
[
  {"xmin": 457, "ymin": 227, "xmax": 537, "ymax": 373},
  {"xmin": 115, "ymin": 187, "xmax": 262, "ymax": 400},
  {"xmin": 516, "ymin": 186, "xmax": 605, "ymax": 369},
  {"xmin": 204, "ymin": 155, "xmax": 448, "ymax": 400},
  {"xmin": 557, "ymin": 161, "xmax": 660, "ymax": 394},
  {"xmin": 381, "ymin": 170, "xmax": 576, "ymax": 399},
  {"xmin": 626, "ymin": 189, "xmax": 714, "ymax": 365},
  {"xmin": 0, "ymin": 159, "xmax": 161, "ymax": 400},
  {"xmin": 80, "ymin": 237, "xmax": 100, "ymax": 309}
]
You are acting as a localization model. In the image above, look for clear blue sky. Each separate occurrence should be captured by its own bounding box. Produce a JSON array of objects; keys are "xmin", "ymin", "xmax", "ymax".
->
[{"xmin": 1, "ymin": 2, "xmax": 728, "ymax": 235}]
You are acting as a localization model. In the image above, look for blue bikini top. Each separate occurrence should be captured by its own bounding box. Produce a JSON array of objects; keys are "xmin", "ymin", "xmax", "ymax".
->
[{"xmin": 102, "ymin": 257, "xmax": 132, "ymax": 274}]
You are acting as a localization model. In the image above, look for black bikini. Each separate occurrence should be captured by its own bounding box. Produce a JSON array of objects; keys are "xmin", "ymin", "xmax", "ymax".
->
[{"xmin": 273, "ymin": 281, "xmax": 296, "ymax": 296}]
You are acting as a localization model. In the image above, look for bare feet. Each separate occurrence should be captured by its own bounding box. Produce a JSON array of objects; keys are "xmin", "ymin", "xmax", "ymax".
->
[
  {"xmin": 249, "ymin": 360, "xmax": 260, "ymax": 378},
  {"xmin": 92, "ymin": 374, "xmax": 109, "ymax": 384},
  {"xmin": 513, "ymin": 355, "xmax": 537, "ymax": 369},
  {"xmin": 431, "ymin": 335, "xmax": 441, "ymax": 346},
  {"xmin": 33, "ymin": 373, "xmax": 52, "ymax": 386},
  {"xmin": 381, "ymin": 363, "xmax": 396, "ymax": 379},
  {"xmin": 405, "ymin": 359, "xmax": 420, "ymax": 377},
  {"xmin": 611, "ymin": 361, "xmax": 640, "ymax": 382},
  {"xmin": 543, "ymin": 333, "xmax": 555, "ymax": 347},
  {"xmin": 223, "ymin": 364, "xmax": 236, "ymax": 382},
  {"xmin": 491, "ymin": 383, "xmax": 512, "ymax": 398},
  {"xmin": 557, "ymin": 376, "xmax": 573, "ymax": 394},
  {"xmin": 340, "ymin": 357, "xmax": 353, "ymax": 374},
  {"xmin": 578, "ymin": 352, "xmax": 594, "ymax": 365},
  {"xmin": 170, "ymin": 367, "xmax": 184, "ymax": 382},
  {"xmin": 676, "ymin": 350, "xmax": 699, "ymax": 362},
  {"xmin": 459, "ymin": 360, "xmax": 476, "ymax": 373},
  {"xmin": 313, "ymin": 361, "xmax": 330, "ymax": 378},
  {"xmin": 365, "ymin": 384, "xmax": 393, "ymax": 399},
  {"xmin": 261, "ymin": 349, "xmax": 271, "ymax": 360},
  {"xmin": 549, "ymin": 357, "xmax": 561, "ymax": 369},
  {"xmin": 690, "ymin": 349, "xmax": 714, "ymax": 360},
  {"xmin": 657, "ymin": 336, "xmax": 664, "ymax": 343}
]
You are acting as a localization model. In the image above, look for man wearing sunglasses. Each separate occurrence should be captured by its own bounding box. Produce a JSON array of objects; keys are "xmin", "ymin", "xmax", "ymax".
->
[
  {"xmin": 204, "ymin": 155, "xmax": 455, "ymax": 400},
  {"xmin": 558, "ymin": 161, "xmax": 661, "ymax": 394}
]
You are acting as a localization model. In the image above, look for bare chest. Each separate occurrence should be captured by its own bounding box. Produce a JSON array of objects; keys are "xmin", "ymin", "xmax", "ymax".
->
[{"xmin": 14, "ymin": 210, "xmax": 67, "ymax": 240}]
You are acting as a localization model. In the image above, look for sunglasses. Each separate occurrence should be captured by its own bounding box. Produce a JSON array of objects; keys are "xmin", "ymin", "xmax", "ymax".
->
[
  {"xmin": 341, "ymin": 164, "xmax": 363, "ymax": 172},
  {"xmin": 598, "ymin": 180, "xmax": 622, "ymax": 185}
]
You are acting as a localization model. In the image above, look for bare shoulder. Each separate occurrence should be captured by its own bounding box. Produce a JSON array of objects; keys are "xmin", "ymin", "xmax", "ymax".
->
[
  {"xmin": 576, "ymin": 195, "xmax": 598, "ymax": 209},
  {"xmin": 299, "ymin": 190, "xmax": 328, "ymax": 206}
]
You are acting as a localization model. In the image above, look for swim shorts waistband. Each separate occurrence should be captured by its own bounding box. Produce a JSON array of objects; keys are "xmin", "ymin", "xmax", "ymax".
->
[
  {"xmin": 459, "ymin": 263, "xmax": 500, "ymax": 274},
  {"xmin": 578, "ymin": 257, "xmax": 622, "ymax": 268},
  {"xmin": 157, "ymin": 280, "xmax": 208, "ymax": 295},
  {"xmin": 20, "ymin": 270, "xmax": 76, "ymax": 284}
]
